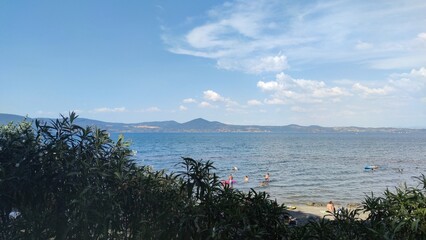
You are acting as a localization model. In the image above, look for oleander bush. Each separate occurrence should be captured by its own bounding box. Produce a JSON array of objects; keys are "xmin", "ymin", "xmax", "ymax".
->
[
  {"xmin": 1, "ymin": 113, "xmax": 425, "ymax": 239},
  {"xmin": 0, "ymin": 113, "xmax": 288, "ymax": 240}
]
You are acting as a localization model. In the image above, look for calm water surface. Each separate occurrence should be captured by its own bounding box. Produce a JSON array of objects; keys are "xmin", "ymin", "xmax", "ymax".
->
[{"xmin": 112, "ymin": 132, "xmax": 426, "ymax": 206}]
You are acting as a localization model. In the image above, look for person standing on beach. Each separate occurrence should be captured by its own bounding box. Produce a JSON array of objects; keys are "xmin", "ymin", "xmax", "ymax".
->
[{"xmin": 327, "ymin": 201, "xmax": 335, "ymax": 212}]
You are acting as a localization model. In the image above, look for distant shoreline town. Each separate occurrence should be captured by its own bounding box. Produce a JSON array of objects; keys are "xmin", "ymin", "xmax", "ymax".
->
[{"xmin": 1, "ymin": 113, "xmax": 424, "ymax": 134}]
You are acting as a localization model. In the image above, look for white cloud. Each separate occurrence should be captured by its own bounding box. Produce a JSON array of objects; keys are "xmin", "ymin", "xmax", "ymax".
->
[
  {"xmin": 352, "ymin": 83, "xmax": 394, "ymax": 96},
  {"xmin": 389, "ymin": 67, "xmax": 426, "ymax": 92},
  {"xmin": 182, "ymin": 90, "xmax": 241, "ymax": 111},
  {"xmin": 418, "ymin": 32, "xmax": 426, "ymax": 41},
  {"xmin": 257, "ymin": 81, "xmax": 281, "ymax": 91},
  {"xmin": 203, "ymin": 89, "xmax": 239, "ymax": 108},
  {"xmin": 93, "ymin": 107, "xmax": 126, "ymax": 113},
  {"xmin": 183, "ymin": 98, "xmax": 197, "ymax": 103},
  {"xmin": 179, "ymin": 105, "xmax": 188, "ymax": 111},
  {"xmin": 203, "ymin": 90, "xmax": 225, "ymax": 102},
  {"xmin": 258, "ymin": 72, "xmax": 350, "ymax": 104},
  {"xmin": 346, "ymin": 67, "xmax": 426, "ymax": 102},
  {"xmin": 408, "ymin": 67, "xmax": 426, "ymax": 77},
  {"xmin": 312, "ymin": 86, "xmax": 350, "ymax": 98}
]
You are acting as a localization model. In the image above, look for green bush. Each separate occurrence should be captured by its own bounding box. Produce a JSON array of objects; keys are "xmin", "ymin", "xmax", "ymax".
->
[
  {"xmin": 0, "ymin": 113, "xmax": 289, "ymax": 239},
  {"xmin": 362, "ymin": 176, "xmax": 426, "ymax": 240}
]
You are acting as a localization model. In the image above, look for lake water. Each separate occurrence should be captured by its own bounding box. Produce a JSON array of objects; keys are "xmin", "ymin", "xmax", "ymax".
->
[{"xmin": 112, "ymin": 132, "xmax": 426, "ymax": 206}]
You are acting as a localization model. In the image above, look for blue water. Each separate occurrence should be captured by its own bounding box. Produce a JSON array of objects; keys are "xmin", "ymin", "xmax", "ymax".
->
[{"xmin": 112, "ymin": 132, "xmax": 426, "ymax": 206}]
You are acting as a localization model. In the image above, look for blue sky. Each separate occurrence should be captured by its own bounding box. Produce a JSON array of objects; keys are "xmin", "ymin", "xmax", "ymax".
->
[{"xmin": 1, "ymin": 0, "xmax": 425, "ymax": 127}]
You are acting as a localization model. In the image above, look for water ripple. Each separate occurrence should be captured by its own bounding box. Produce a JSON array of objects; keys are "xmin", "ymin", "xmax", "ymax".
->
[{"xmin": 115, "ymin": 132, "xmax": 426, "ymax": 205}]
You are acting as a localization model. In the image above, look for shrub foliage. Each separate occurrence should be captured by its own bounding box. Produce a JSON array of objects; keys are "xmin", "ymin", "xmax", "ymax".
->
[{"xmin": 1, "ymin": 113, "xmax": 425, "ymax": 239}]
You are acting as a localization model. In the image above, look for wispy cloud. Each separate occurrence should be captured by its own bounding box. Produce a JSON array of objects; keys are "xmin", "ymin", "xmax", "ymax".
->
[{"xmin": 164, "ymin": 0, "xmax": 426, "ymax": 73}]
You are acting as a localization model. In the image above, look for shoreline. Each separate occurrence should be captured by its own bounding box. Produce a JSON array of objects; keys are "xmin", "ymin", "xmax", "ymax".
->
[{"xmin": 283, "ymin": 203, "xmax": 369, "ymax": 224}]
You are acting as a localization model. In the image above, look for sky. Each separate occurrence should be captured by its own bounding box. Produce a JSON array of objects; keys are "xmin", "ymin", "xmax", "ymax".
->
[{"xmin": 1, "ymin": 0, "xmax": 426, "ymax": 128}]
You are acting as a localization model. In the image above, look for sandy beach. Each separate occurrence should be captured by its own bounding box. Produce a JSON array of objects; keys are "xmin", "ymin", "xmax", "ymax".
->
[{"xmin": 284, "ymin": 203, "xmax": 369, "ymax": 225}]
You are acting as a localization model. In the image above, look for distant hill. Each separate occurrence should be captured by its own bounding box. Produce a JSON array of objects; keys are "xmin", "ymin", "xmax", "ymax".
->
[
  {"xmin": 0, "ymin": 113, "xmax": 424, "ymax": 134},
  {"xmin": 0, "ymin": 113, "xmax": 28, "ymax": 125}
]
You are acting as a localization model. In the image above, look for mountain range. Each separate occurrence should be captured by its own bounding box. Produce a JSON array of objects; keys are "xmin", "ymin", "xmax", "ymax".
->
[{"xmin": 0, "ymin": 113, "xmax": 424, "ymax": 134}]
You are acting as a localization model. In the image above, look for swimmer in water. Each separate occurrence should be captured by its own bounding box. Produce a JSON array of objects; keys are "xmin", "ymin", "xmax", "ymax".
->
[{"xmin": 264, "ymin": 172, "xmax": 270, "ymax": 182}]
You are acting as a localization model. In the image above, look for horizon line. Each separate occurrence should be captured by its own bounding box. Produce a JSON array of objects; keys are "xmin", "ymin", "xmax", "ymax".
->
[{"xmin": 1, "ymin": 112, "xmax": 425, "ymax": 130}]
